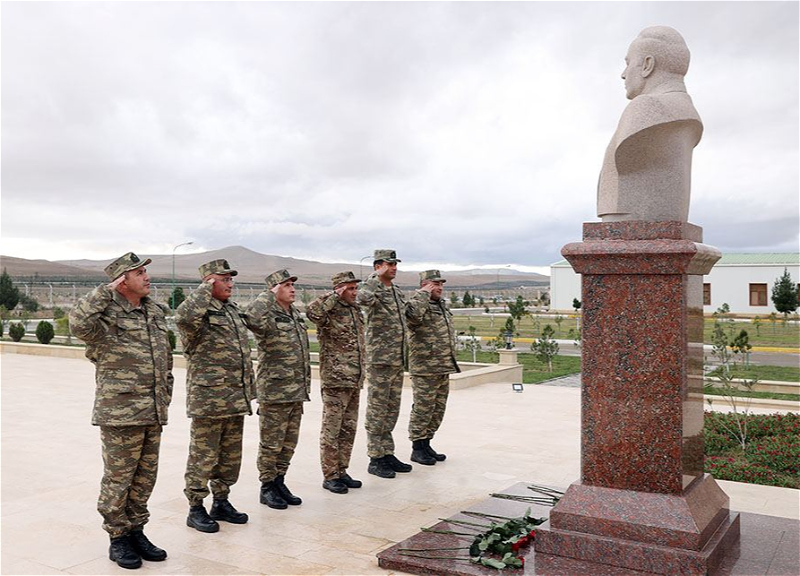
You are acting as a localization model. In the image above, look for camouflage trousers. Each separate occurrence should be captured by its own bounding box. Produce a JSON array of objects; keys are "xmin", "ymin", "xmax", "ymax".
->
[
  {"xmin": 258, "ymin": 402, "xmax": 303, "ymax": 483},
  {"xmin": 98, "ymin": 424, "xmax": 162, "ymax": 538},
  {"xmin": 184, "ymin": 415, "xmax": 245, "ymax": 506},
  {"xmin": 409, "ymin": 374, "xmax": 450, "ymax": 441},
  {"xmin": 320, "ymin": 387, "xmax": 360, "ymax": 480},
  {"xmin": 365, "ymin": 364, "xmax": 404, "ymax": 459}
]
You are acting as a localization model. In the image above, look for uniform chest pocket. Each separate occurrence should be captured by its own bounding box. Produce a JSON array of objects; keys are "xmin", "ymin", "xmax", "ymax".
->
[
  {"xmin": 277, "ymin": 321, "xmax": 294, "ymax": 332},
  {"xmin": 117, "ymin": 317, "xmax": 144, "ymax": 332},
  {"xmin": 208, "ymin": 315, "xmax": 230, "ymax": 327}
]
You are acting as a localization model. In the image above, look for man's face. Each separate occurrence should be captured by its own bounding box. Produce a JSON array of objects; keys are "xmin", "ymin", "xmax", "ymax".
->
[
  {"xmin": 123, "ymin": 267, "xmax": 150, "ymax": 298},
  {"xmin": 376, "ymin": 261, "xmax": 398, "ymax": 282},
  {"xmin": 210, "ymin": 273, "xmax": 234, "ymax": 301},
  {"xmin": 338, "ymin": 282, "xmax": 358, "ymax": 304},
  {"xmin": 274, "ymin": 280, "xmax": 296, "ymax": 306},
  {"xmin": 621, "ymin": 42, "xmax": 647, "ymax": 100},
  {"xmin": 428, "ymin": 280, "xmax": 445, "ymax": 301}
]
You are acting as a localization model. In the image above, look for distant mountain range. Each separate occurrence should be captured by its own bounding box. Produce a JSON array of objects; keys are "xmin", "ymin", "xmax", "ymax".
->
[{"xmin": 1, "ymin": 246, "xmax": 549, "ymax": 289}]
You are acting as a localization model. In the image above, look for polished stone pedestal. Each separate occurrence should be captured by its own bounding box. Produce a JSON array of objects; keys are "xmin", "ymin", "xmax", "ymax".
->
[{"xmin": 530, "ymin": 221, "xmax": 737, "ymax": 574}]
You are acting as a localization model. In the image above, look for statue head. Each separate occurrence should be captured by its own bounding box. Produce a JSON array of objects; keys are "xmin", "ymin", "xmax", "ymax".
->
[{"xmin": 622, "ymin": 26, "xmax": 690, "ymax": 99}]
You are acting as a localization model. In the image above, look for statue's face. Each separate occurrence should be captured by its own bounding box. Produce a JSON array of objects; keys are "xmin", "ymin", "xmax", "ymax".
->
[{"xmin": 621, "ymin": 41, "xmax": 647, "ymax": 99}]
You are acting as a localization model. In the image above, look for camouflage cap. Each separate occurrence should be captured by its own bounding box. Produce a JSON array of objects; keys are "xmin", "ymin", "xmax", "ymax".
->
[
  {"xmin": 419, "ymin": 269, "xmax": 447, "ymax": 283},
  {"xmin": 198, "ymin": 259, "xmax": 238, "ymax": 279},
  {"xmin": 331, "ymin": 271, "xmax": 359, "ymax": 288},
  {"xmin": 265, "ymin": 269, "xmax": 298, "ymax": 288},
  {"xmin": 374, "ymin": 249, "xmax": 401, "ymax": 263},
  {"xmin": 104, "ymin": 252, "xmax": 152, "ymax": 281}
]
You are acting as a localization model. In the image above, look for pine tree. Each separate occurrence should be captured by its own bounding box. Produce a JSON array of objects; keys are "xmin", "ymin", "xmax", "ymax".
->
[
  {"xmin": 0, "ymin": 269, "xmax": 20, "ymax": 311},
  {"xmin": 771, "ymin": 268, "xmax": 798, "ymax": 320}
]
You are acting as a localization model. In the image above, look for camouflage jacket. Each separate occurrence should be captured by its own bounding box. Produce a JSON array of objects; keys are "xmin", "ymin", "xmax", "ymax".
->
[
  {"xmin": 244, "ymin": 291, "xmax": 311, "ymax": 404},
  {"xmin": 175, "ymin": 282, "xmax": 255, "ymax": 418},
  {"xmin": 406, "ymin": 290, "xmax": 461, "ymax": 376},
  {"xmin": 70, "ymin": 285, "xmax": 174, "ymax": 426},
  {"xmin": 306, "ymin": 291, "xmax": 365, "ymax": 389},
  {"xmin": 357, "ymin": 273, "xmax": 407, "ymax": 367}
]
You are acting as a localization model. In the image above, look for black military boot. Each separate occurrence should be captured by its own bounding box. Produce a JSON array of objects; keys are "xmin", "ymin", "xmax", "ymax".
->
[
  {"xmin": 340, "ymin": 472, "xmax": 362, "ymax": 488},
  {"xmin": 209, "ymin": 499, "xmax": 249, "ymax": 524},
  {"xmin": 410, "ymin": 440, "xmax": 436, "ymax": 466},
  {"xmin": 129, "ymin": 529, "xmax": 167, "ymax": 561},
  {"xmin": 186, "ymin": 505, "xmax": 220, "ymax": 533},
  {"xmin": 322, "ymin": 478, "xmax": 349, "ymax": 494},
  {"xmin": 260, "ymin": 481, "xmax": 288, "ymax": 509},
  {"xmin": 275, "ymin": 475, "xmax": 302, "ymax": 505},
  {"xmin": 108, "ymin": 535, "xmax": 142, "ymax": 570},
  {"xmin": 425, "ymin": 439, "xmax": 447, "ymax": 462},
  {"xmin": 385, "ymin": 453, "xmax": 414, "ymax": 472},
  {"xmin": 368, "ymin": 457, "xmax": 395, "ymax": 478}
]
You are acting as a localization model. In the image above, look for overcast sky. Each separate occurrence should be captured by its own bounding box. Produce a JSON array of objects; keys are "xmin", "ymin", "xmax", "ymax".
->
[{"xmin": 2, "ymin": 1, "xmax": 798, "ymax": 273}]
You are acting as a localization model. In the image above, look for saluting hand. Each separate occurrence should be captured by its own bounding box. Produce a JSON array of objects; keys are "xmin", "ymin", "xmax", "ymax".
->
[
  {"xmin": 108, "ymin": 275, "xmax": 126, "ymax": 290},
  {"xmin": 334, "ymin": 285, "xmax": 348, "ymax": 298},
  {"xmin": 419, "ymin": 283, "xmax": 435, "ymax": 294}
]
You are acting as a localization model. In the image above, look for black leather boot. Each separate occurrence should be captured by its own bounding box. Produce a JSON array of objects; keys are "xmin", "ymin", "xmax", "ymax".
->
[
  {"xmin": 260, "ymin": 481, "xmax": 288, "ymax": 509},
  {"xmin": 425, "ymin": 439, "xmax": 447, "ymax": 462},
  {"xmin": 186, "ymin": 505, "xmax": 220, "ymax": 533},
  {"xmin": 340, "ymin": 472, "xmax": 363, "ymax": 488},
  {"xmin": 410, "ymin": 440, "xmax": 436, "ymax": 466},
  {"xmin": 368, "ymin": 457, "xmax": 395, "ymax": 478},
  {"xmin": 275, "ymin": 475, "xmax": 302, "ymax": 505},
  {"xmin": 209, "ymin": 499, "xmax": 249, "ymax": 524},
  {"xmin": 322, "ymin": 478, "xmax": 349, "ymax": 494},
  {"xmin": 129, "ymin": 529, "xmax": 167, "ymax": 561},
  {"xmin": 109, "ymin": 535, "xmax": 142, "ymax": 569},
  {"xmin": 385, "ymin": 454, "xmax": 413, "ymax": 472}
]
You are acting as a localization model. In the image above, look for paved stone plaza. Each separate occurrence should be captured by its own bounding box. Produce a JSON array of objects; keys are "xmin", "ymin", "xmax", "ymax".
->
[{"xmin": 2, "ymin": 353, "xmax": 798, "ymax": 575}]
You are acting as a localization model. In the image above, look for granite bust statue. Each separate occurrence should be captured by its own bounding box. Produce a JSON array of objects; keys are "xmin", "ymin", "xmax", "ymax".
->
[{"xmin": 597, "ymin": 26, "xmax": 703, "ymax": 223}]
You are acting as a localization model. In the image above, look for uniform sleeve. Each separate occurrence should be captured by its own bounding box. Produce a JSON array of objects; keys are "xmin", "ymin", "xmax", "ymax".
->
[
  {"xmin": 356, "ymin": 276, "xmax": 379, "ymax": 309},
  {"xmin": 243, "ymin": 294, "xmax": 275, "ymax": 339},
  {"xmin": 305, "ymin": 291, "xmax": 338, "ymax": 327},
  {"xmin": 405, "ymin": 289, "xmax": 430, "ymax": 327},
  {"xmin": 69, "ymin": 284, "xmax": 114, "ymax": 343},
  {"xmin": 175, "ymin": 282, "xmax": 213, "ymax": 344}
]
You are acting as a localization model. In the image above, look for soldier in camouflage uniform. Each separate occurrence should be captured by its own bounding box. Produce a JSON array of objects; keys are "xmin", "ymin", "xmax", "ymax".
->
[
  {"xmin": 306, "ymin": 271, "xmax": 365, "ymax": 494},
  {"xmin": 70, "ymin": 252, "xmax": 173, "ymax": 570},
  {"xmin": 175, "ymin": 259, "xmax": 255, "ymax": 533},
  {"xmin": 244, "ymin": 269, "xmax": 311, "ymax": 509},
  {"xmin": 358, "ymin": 249, "xmax": 412, "ymax": 479},
  {"xmin": 406, "ymin": 270, "xmax": 460, "ymax": 466}
]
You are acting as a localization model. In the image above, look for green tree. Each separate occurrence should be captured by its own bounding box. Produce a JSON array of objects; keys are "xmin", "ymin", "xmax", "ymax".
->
[
  {"xmin": 495, "ymin": 317, "xmax": 517, "ymax": 349},
  {"xmin": 554, "ymin": 314, "xmax": 565, "ymax": 336},
  {"xmin": 9, "ymin": 322, "xmax": 25, "ymax": 342},
  {"xmin": 462, "ymin": 291, "xmax": 473, "ymax": 307},
  {"xmin": 300, "ymin": 289, "xmax": 312, "ymax": 306},
  {"xmin": 730, "ymin": 329, "xmax": 752, "ymax": 366},
  {"xmin": 506, "ymin": 295, "xmax": 529, "ymax": 323},
  {"xmin": 478, "ymin": 296, "xmax": 485, "ymax": 307},
  {"xmin": 572, "ymin": 298, "xmax": 582, "ymax": 328},
  {"xmin": 19, "ymin": 294, "xmax": 39, "ymax": 312},
  {"xmin": 0, "ymin": 269, "xmax": 20, "ymax": 311},
  {"xmin": 767, "ymin": 312, "xmax": 778, "ymax": 334},
  {"xmin": 771, "ymin": 268, "xmax": 798, "ymax": 321},
  {"xmin": 167, "ymin": 329, "xmax": 177, "ymax": 351},
  {"xmin": 752, "ymin": 316, "xmax": 761, "ymax": 336},
  {"xmin": 463, "ymin": 325, "xmax": 482, "ymax": 362},
  {"xmin": 168, "ymin": 287, "xmax": 186, "ymax": 310},
  {"xmin": 52, "ymin": 306, "xmax": 66, "ymax": 319},
  {"xmin": 531, "ymin": 324, "xmax": 559, "ymax": 372},
  {"xmin": 35, "ymin": 321, "xmax": 55, "ymax": 344},
  {"xmin": 450, "ymin": 292, "xmax": 459, "ymax": 306}
]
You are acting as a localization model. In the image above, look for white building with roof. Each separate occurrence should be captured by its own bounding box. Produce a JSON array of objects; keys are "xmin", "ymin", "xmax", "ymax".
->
[{"xmin": 550, "ymin": 253, "xmax": 800, "ymax": 315}]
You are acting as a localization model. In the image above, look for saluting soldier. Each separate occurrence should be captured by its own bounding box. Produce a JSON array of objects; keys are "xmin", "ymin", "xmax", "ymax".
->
[
  {"xmin": 405, "ymin": 270, "xmax": 460, "ymax": 465},
  {"xmin": 245, "ymin": 269, "xmax": 310, "ymax": 509},
  {"xmin": 306, "ymin": 271, "xmax": 365, "ymax": 494},
  {"xmin": 175, "ymin": 259, "xmax": 254, "ymax": 533},
  {"xmin": 358, "ymin": 249, "xmax": 412, "ymax": 479},
  {"xmin": 70, "ymin": 252, "xmax": 173, "ymax": 570}
]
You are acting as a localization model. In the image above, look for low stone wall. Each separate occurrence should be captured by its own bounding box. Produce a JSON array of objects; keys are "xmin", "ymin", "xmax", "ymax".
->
[{"xmin": 1, "ymin": 342, "xmax": 522, "ymax": 389}]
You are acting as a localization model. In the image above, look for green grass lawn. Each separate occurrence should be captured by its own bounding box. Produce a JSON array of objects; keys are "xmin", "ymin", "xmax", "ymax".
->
[
  {"xmin": 707, "ymin": 364, "xmax": 800, "ymax": 383},
  {"xmin": 453, "ymin": 315, "xmax": 800, "ymax": 350},
  {"xmin": 703, "ymin": 387, "xmax": 800, "ymax": 403},
  {"xmin": 455, "ymin": 350, "xmax": 582, "ymax": 384}
]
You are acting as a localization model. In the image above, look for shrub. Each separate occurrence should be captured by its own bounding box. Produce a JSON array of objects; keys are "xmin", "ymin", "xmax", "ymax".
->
[
  {"xmin": 167, "ymin": 329, "xmax": 177, "ymax": 351},
  {"xmin": 745, "ymin": 434, "xmax": 800, "ymax": 476},
  {"xmin": 0, "ymin": 319, "xmax": 3, "ymax": 338},
  {"xmin": 52, "ymin": 307, "xmax": 66, "ymax": 319},
  {"xmin": 35, "ymin": 321, "xmax": 55, "ymax": 344},
  {"xmin": 18, "ymin": 294, "xmax": 39, "ymax": 312},
  {"xmin": 704, "ymin": 429, "xmax": 738, "ymax": 457},
  {"xmin": 704, "ymin": 457, "xmax": 796, "ymax": 487},
  {"xmin": 9, "ymin": 322, "xmax": 25, "ymax": 342}
]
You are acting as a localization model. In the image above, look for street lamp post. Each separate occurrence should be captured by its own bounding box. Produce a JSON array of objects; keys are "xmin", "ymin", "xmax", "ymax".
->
[
  {"xmin": 359, "ymin": 255, "xmax": 372, "ymax": 280},
  {"xmin": 171, "ymin": 241, "xmax": 193, "ymax": 314}
]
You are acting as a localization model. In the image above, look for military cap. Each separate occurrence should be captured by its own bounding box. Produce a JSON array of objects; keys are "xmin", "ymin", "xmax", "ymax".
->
[
  {"xmin": 104, "ymin": 252, "xmax": 152, "ymax": 281},
  {"xmin": 419, "ymin": 269, "xmax": 447, "ymax": 284},
  {"xmin": 265, "ymin": 269, "xmax": 298, "ymax": 288},
  {"xmin": 373, "ymin": 249, "xmax": 401, "ymax": 263},
  {"xmin": 198, "ymin": 259, "xmax": 238, "ymax": 279},
  {"xmin": 331, "ymin": 271, "xmax": 359, "ymax": 288}
]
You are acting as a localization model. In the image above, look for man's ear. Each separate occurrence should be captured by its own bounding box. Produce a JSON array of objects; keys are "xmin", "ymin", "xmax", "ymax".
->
[{"xmin": 642, "ymin": 55, "xmax": 655, "ymax": 78}]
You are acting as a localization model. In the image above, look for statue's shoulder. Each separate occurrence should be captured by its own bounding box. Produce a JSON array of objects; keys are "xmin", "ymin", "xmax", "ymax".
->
[{"xmin": 618, "ymin": 93, "xmax": 701, "ymax": 143}]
